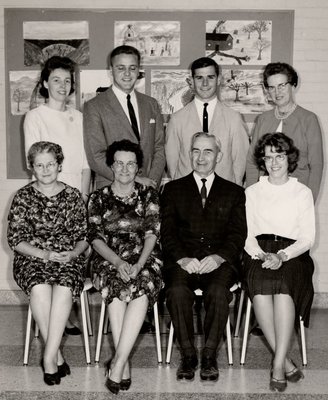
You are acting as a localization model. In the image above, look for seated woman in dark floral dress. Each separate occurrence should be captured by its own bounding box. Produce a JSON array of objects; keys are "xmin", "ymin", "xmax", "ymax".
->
[
  {"xmin": 88, "ymin": 139, "xmax": 163, "ymax": 394},
  {"xmin": 7, "ymin": 141, "xmax": 88, "ymax": 386}
]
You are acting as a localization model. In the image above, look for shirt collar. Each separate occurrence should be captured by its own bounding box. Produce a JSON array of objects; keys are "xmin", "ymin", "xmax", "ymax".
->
[
  {"xmin": 112, "ymin": 84, "xmax": 136, "ymax": 102},
  {"xmin": 193, "ymin": 171, "xmax": 215, "ymax": 192}
]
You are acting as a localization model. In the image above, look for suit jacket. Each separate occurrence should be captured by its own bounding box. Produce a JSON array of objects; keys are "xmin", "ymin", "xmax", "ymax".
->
[
  {"xmin": 246, "ymin": 105, "xmax": 323, "ymax": 203},
  {"xmin": 83, "ymin": 86, "xmax": 165, "ymax": 189},
  {"xmin": 160, "ymin": 173, "xmax": 247, "ymax": 273},
  {"xmin": 165, "ymin": 100, "xmax": 249, "ymax": 185}
]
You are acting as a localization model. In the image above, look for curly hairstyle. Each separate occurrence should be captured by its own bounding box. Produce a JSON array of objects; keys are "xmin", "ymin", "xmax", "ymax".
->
[
  {"xmin": 263, "ymin": 62, "xmax": 298, "ymax": 88},
  {"xmin": 39, "ymin": 56, "xmax": 76, "ymax": 99},
  {"xmin": 253, "ymin": 132, "xmax": 299, "ymax": 174},
  {"xmin": 106, "ymin": 139, "xmax": 143, "ymax": 169},
  {"xmin": 27, "ymin": 141, "xmax": 64, "ymax": 169}
]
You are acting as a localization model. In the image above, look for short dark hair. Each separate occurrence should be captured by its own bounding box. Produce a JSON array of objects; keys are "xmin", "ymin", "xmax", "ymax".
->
[
  {"xmin": 106, "ymin": 139, "xmax": 143, "ymax": 169},
  {"xmin": 39, "ymin": 56, "xmax": 75, "ymax": 98},
  {"xmin": 109, "ymin": 45, "xmax": 141, "ymax": 66},
  {"xmin": 263, "ymin": 62, "xmax": 298, "ymax": 88},
  {"xmin": 27, "ymin": 141, "xmax": 64, "ymax": 169},
  {"xmin": 253, "ymin": 132, "xmax": 299, "ymax": 174},
  {"xmin": 190, "ymin": 57, "xmax": 220, "ymax": 77}
]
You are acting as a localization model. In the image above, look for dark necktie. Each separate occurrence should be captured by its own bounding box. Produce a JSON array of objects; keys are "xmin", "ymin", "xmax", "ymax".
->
[
  {"xmin": 201, "ymin": 178, "xmax": 207, "ymax": 208},
  {"xmin": 127, "ymin": 94, "xmax": 140, "ymax": 141},
  {"xmin": 203, "ymin": 102, "xmax": 209, "ymax": 132}
]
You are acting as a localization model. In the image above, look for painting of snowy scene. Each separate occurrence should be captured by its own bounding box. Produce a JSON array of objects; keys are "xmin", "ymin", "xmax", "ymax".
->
[
  {"xmin": 221, "ymin": 69, "xmax": 273, "ymax": 114},
  {"xmin": 115, "ymin": 21, "xmax": 180, "ymax": 65},
  {"xmin": 206, "ymin": 20, "xmax": 272, "ymax": 66}
]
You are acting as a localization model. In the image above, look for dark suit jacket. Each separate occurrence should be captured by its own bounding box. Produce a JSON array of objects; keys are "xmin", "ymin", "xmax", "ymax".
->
[
  {"xmin": 160, "ymin": 173, "xmax": 247, "ymax": 273},
  {"xmin": 83, "ymin": 86, "xmax": 165, "ymax": 189}
]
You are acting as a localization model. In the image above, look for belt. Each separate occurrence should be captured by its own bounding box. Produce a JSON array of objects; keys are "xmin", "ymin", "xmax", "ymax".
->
[{"xmin": 256, "ymin": 234, "xmax": 292, "ymax": 242}]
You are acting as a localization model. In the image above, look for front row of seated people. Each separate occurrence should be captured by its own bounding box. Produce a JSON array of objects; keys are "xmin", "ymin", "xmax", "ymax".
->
[{"xmin": 7, "ymin": 132, "xmax": 315, "ymax": 393}]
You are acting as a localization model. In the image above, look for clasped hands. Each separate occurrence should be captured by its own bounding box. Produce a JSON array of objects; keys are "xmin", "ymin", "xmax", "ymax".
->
[
  {"xmin": 116, "ymin": 260, "xmax": 142, "ymax": 282},
  {"xmin": 178, "ymin": 255, "xmax": 223, "ymax": 274},
  {"xmin": 257, "ymin": 252, "xmax": 286, "ymax": 270},
  {"xmin": 44, "ymin": 250, "xmax": 78, "ymax": 263}
]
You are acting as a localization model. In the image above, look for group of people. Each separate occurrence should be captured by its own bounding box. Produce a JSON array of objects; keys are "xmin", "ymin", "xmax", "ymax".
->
[{"xmin": 7, "ymin": 44, "xmax": 323, "ymax": 394}]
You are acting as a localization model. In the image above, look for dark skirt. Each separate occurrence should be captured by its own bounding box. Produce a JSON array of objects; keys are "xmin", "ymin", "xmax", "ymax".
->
[{"xmin": 243, "ymin": 239, "xmax": 314, "ymax": 327}]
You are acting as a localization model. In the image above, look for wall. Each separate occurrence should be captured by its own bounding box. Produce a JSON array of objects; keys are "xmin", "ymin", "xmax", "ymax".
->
[{"xmin": 0, "ymin": 0, "xmax": 327, "ymax": 303}]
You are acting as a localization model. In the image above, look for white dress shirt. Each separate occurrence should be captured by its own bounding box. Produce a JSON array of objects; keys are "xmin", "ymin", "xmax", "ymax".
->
[{"xmin": 112, "ymin": 84, "xmax": 141, "ymax": 134}]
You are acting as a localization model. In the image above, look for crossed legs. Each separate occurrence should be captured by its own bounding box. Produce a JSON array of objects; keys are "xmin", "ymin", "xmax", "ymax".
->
[
  {"xmin": 253, "ymin": 293, "xmax": 296, "ymax": 380},
  {"xmin": 30, "ymin": 284, "xmax": 72, "ymax": 374},
  {"xmin": 107, "ymin": 295, "xmax": 149, "ymax": 384}
]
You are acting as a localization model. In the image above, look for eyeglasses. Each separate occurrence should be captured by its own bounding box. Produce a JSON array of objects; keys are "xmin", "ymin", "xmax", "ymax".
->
[
  {"xmin": 33, "ymin": 161, "xmax": 58, "ymax": 171},
  {"xmin": 262, "ymin": 154, "xmax": 287, "ymax": 164},
  {"xmin": 266, "ymin": 82, "xmax": 291, "ymax": 93},
  {"xmin": 113, "ymin": 160, "xmax": 138, "ymax": 170}
]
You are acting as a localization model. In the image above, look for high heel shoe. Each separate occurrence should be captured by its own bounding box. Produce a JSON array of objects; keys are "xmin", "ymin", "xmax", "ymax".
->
[
  {"xmin": 105, "ymin": 377, "xmax": 120, "ymax": 395},
  {"xmin": 58, "ymin": 361, "xmax": 71, "ymax": 378},
  {"xmin": 285, "ymin": 359, "xmax": 304, "ymax": 382},
  {"xmin": 44, "ymin": 371, "xmax": 61, "ymax": 386},
  {"xmin": 120, "ymin": 377, "xmax": 131, "ymax": 391}
]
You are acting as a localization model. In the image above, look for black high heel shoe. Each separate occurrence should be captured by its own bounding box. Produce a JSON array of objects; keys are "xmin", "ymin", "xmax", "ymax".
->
[
  {"xmin": 105, "ymin": 377, "xmax": 120, "ymax": 395},
  {"xmin": 58, "ymin": 361, "xmax": 71, "ymax": 378},
  {"xmin": 44, "ymin": 371, "xmax": 61, "ymax": 386},
  {"xmin": 120, "ymin": 377, "xmax": 131, "ymax": 391}
]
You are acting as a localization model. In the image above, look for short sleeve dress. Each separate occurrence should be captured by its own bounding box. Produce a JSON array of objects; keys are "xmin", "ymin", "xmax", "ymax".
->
[
  {"xmin": 7, "ymin": 183, "xmax": 88, "ymax": 299},
  {"xmin": 88, "ymin": 182, "xmax": 163, "ymax": 308}
]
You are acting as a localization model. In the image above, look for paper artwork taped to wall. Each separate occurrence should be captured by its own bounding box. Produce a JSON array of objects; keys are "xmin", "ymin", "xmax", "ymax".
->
[
  {"xmin": 9, "ymin": 70, "xmax": 76, "ymax": 116},
  {"xmin": 80, "ymin": 69, "xmax": 145, "ymax": 109},
  {"xmin": 23, "ymin": 21, "xmax": 90, "ymax": 66},
  {"xmin": 205, "ymin": 20, "xmax": 272, "ymax": 65},
  {"xmin": 115, "ymin": 21, "xmax": 180, "ymax": 65},
  {"xmin": 221, "ymin": 69, "xmax": 273, "ymax": 114}
]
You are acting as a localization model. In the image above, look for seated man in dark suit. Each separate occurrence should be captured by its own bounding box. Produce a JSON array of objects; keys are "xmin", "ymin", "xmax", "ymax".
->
[{"xmin": 161, "ymin": 132, "xmax": 247, "ymax": 382}]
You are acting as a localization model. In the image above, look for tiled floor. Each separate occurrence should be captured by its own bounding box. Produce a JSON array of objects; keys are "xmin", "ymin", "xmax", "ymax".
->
[{"xmin": 0, "ymin": 297, "xmax": 328, "ymax": 399}]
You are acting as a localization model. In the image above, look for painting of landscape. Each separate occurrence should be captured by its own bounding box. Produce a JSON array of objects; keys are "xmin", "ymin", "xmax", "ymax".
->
[
  {"xmin": 206, "ymin": 20, "xmax": 272, "ymax": 66},
  {"xmin": 23, "ymin": 20, "xmax": 89, "ymax": 66},
  {"xmin": 115, "ymin": 21, "xmax": 180, "ymax": 65},
  {"xmin": 221, "ymin": 69, "xmax": 273, "ymax": 114}
]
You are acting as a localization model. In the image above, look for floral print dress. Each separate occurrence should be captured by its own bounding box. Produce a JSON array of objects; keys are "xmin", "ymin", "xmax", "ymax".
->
[
  {"xmin": 88, "ymin": 183, "xmax": 163, "ymax": 307},
  {"xmin": 7, "ymin": 183, "xmax": 88, "ymax": 299}
]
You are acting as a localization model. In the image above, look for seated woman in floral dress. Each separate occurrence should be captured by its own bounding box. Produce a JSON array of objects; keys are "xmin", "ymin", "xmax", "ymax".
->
[
  {"xmin": 88, "ymin": 139, "xmax": 163, "ymax": 394},
  {"xmin": 7, "ymin": 141, "xmax": 88, "ymax": 385}
]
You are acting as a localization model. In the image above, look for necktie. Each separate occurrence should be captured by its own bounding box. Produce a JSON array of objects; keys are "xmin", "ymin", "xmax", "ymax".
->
[
  {"xmin": 127, "ymin": 94, "xmax": 140, "ymax": 141},
  {"xmin": 203, "ymin": 102, "xmax": 209, "ymax": 133},
  {"xmin": 201, "ymin": 178, "xmax": 207, "ymax": 208}
]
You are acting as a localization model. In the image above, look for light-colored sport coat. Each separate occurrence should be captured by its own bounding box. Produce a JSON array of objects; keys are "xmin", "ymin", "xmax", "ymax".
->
[
  {"xmin": 83, "ymin": 86, "xmax": 165, "ymax": 189},
  {"xmin": 165, "ymin": 100, "xmax": 249, "ymax": 186}
]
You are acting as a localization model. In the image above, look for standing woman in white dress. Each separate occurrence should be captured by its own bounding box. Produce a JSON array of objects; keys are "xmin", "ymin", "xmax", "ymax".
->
[
  {"xmin": 24, "ymin": 56, "xmax": 91, "ymax": 334},
  {"xmin": 24, "ymin": 56, "xmax": 91, "ymax": 203}
]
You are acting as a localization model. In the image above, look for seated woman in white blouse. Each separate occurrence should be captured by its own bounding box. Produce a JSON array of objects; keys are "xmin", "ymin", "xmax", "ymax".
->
[{"xmin": 243, "ymin": 132, "xmax": 315, "ymax": 393}]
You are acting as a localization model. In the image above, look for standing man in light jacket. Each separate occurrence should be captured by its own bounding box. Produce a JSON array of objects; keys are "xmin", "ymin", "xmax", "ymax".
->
[{"xmin": 165, "ymin": 57, "xmax": 249, "ymax": 186}]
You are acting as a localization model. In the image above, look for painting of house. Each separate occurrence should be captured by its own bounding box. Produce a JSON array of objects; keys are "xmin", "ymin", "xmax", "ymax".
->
[{"xmin": 206, "ymin": 33, "xmax": 233, "ymax": 52}]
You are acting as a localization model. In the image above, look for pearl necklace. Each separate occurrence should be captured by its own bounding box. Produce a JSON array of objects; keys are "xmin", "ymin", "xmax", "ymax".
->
[{"xmin": 274, "ymin": 103, "xmax": 297, "ymax": 120}]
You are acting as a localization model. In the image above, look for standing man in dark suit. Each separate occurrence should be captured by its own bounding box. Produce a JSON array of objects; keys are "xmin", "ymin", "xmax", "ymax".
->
[
  {"xmin": 161, "ymin": 132, "xmax": 247, "ymax": 382},
  {"xmin": 83, "ymin": 45, "xmax": 165, "ymax": 189}
]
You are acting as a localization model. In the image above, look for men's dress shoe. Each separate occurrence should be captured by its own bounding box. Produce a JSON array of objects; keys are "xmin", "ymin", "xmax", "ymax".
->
[
  {"xmin": 250, "ymin": 326, "xmax": 263, "ymax": 336},
  {"xmin": 44, "ymin": 371, "xmax": 61, "ymax": 386},
  {"xmin": 140, "ymin": 321, "xmax": 155, "ymax": 334},
  {"xmin": 200, "ymin": 356, "xmax": 219, "ymax": 381},
  {"xmin": 285, "ymin": 359, "xmax": 304, "ymax": 382},
  {"xmin": 64, "ymin": 326, "xmax": 81, "ymax": 335},
  {"xmin": 176, "ymin": 355, "xmax": 198, "ymax": 381},
  {"xmin": 58, "ymin": 361, "xmax": 71, "ymax": 378}
]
